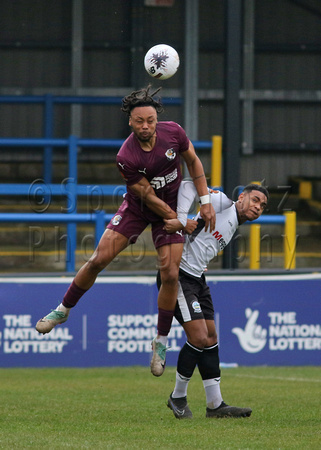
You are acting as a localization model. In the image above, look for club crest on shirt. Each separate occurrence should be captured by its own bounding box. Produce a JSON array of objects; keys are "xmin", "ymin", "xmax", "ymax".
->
[
  {"xmin": 111, "ymin": 214, "xmax": 122, "ymax": 226},
  {"xmin": 165, "ymin": 148, "xmax": 176, "ymax": 160}
]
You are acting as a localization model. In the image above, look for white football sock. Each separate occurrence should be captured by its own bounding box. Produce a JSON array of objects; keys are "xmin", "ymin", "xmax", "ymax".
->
[
  {"xmin": 156, "ymin": 335, "xmax": 167, "ymax": 346},
  {"xmin": 203, "ymin": 377, "xmax": 223, "ymax": 409},
  {"xmin": 56, "ymin": 303, "xmax": 70, "ymax": 315},
  {"xmin": 172, "ymin": 371, "xmax": 191, "ymax": 398}
]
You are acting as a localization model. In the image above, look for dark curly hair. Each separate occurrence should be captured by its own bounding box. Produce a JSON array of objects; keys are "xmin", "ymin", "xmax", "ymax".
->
[
  {"xmin": 121, "ymin": 85, "xmax": 164, "ymax": 116},
  {"xmin": 243, "ymin": 183, "xmax": 269, "ymax": 201}
]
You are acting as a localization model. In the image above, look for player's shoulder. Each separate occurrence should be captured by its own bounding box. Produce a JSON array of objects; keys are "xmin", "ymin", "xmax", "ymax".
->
[
  {"xmin": 210, "ymin": 189, "xmax": 227, "ymax": 197},
  {"xmin": 211, "ymin": 190, "xmax": 234, "ymax": 212},
  {"xmin": 210, "ymin": 189, "xmax": 226, "ymax": 202},
  {"xmin": 157, "ymin": 121, "xmax": 185, "ymax": 133}
]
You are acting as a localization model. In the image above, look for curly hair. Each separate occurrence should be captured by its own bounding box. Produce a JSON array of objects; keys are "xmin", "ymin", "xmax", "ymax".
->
[
  {"xmin": 121, "ymin": 85, "xmax": 164, "ymax": 116},
  {"xmin": 243, "ymin": 183, "xmax": 269, "ymax": 201}
]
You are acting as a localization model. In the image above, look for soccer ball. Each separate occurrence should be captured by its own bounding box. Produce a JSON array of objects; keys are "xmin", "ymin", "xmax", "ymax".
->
[{"xmin": 144, "ymin": 44, "xmax": 180, "ymax": 80}]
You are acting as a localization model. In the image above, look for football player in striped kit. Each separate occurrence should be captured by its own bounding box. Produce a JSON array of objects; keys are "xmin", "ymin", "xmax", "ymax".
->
[{"xmin": 161, "ymin": 180, "xmax": 268, "ymax": 418}]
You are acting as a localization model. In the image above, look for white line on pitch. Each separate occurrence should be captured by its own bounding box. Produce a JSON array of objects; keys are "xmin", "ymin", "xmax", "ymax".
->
[{"xmin": 226, "ymin": 373, "xmax": 321, "ymax": 383}]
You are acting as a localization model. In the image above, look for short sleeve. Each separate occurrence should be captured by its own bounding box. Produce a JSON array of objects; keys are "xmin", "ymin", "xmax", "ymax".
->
[
  {"xmin": 174, "ymin": 122, "xmax": 190, "ymax": 153},
  {"xmin": 116, "ymin": 154, "xmax": 143, "ymax": 186}
]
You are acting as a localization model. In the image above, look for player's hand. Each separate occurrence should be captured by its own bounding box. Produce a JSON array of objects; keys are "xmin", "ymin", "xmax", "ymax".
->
[
  {"xmin": 200, "ymin": 203, "xmax": 216, "ymax": 232},
  {"xmin": 183, "ymin": 219, "xmax": 198, "ymax": 234},
  {"xmin": 163, "ymin": 218, "xmax": 183, "ymax": 234}
]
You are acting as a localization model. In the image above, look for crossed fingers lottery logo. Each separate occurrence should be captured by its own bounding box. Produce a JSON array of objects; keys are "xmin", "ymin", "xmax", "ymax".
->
[
  {"xmin": 232, "ymin": 308, "xmax": 321, "ymax": 354},
  {"xmin": 232, "ymin": 308, "xmax": 267, "ymax": 353}
]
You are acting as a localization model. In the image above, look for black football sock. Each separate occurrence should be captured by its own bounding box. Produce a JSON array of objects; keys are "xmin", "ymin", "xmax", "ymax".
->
[
  {"xmin": 172, "ymin": 341, "xmax": 203, "ymax": 398},
  {"xmin": 198, "ymin": 343, "xmax": 221, "ymax": 380}
]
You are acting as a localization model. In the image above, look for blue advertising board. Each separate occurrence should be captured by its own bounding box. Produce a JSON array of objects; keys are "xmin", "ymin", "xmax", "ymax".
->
[
  {"xmin": 209, "ymin": 274, "xmax": 321, "ymax": 366},
  {"xmin": 0, "ymin": 273, "xmax": 320, "ymax": 367}
]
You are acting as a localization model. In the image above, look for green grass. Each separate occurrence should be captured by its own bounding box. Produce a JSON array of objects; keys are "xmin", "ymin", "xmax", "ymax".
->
[{"xmin": 0, "ymin": 366, "xmax": 320, "ymax": 449}]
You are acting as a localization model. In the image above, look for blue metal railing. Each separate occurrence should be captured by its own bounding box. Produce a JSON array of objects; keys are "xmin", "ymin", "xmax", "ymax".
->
[
  {"xmin": 0, "ymin": 137, "xmax": 287, "ymax": 272},
  {"xmin": 0, "ymin": 94, "xmax": 183, "ymax": 183},
  {"xmin": 248, "ymin": 215, "xmax": 285, "ymax": 225},
  {"xmin": 0, "ymin": 133, "xmax": 212, "ymax": 272},
  {"xmin": 0, "ymin": 135, "xmax": 211, "ymax": 183},
  {"xmin": 0, "ymin": 210, "xmax": 288, "ymax": 272},
  {"xmin": 0, "ymin": 211, "xmax": 112, "ymax": 272},
  {"xmin": 0, "ymin": 95, "xmax": 288, "ymax": 272},
  {"xmin": 0, "ymin": 135, "xmax": 125, "ymax": 183}
]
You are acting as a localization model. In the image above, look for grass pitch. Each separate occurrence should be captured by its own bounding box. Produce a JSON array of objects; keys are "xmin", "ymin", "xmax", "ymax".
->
[{"xmin": 0, "ymin": 366, "xmax": 320, "ymax": 449}]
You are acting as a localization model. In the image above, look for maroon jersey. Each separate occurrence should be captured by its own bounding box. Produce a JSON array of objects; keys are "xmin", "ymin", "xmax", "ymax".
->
[{"xmin": 116, "ymin": 121, "xmax": 189, "ymax": 206}]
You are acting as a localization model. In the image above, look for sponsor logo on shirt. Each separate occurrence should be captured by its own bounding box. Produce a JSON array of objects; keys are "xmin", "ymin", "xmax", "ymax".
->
[
  {"xmin": 212, "ymin": 230, "xmax": 227, "ymax": 251},
  {"xmin": 165, "ymin": 148, "xmax": 176, "ymax": 160},
  {"xmin": 150, "ymin": 168, "xmax": 178, "ymax": 190}
]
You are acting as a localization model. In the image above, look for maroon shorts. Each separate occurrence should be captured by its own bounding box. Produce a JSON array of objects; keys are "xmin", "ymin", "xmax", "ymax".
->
[{"xmin": 107, "ymin": 197, "xmax": 185, "ymax": 249}]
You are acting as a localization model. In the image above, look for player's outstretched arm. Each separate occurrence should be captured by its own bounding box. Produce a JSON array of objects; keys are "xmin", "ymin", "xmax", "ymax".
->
[
  {"xmin": 176, "ymin": 180, "xmax": 198, "ymax": 227},
  {"xmin": 182, "ymin": 142, "xmax": 216, "ymax": 232}
]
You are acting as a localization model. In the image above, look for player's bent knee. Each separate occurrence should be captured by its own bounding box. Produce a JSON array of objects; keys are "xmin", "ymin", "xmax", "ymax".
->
[
  {"xmin": 208, "ymin": 331, "xmax": 218, "ymax": 345},
  {"xmin": 86, "ymin": 254, "xmax": 109, "ymax": 273},
  {"xmin": 189, "ymin": 333, "xmax": 208, "ymax": 349},
  {"xmin": 160, "ymin": 267, "xmax": 179, "ymax": 285}
]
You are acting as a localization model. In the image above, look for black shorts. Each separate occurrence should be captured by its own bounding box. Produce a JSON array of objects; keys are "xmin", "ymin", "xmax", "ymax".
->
[
  {"xmin": 176, "ymin": 270, "xmax": 214, "ymax": 324},
  {"xmin": 157, "ymin": 269, "xmax": 214, "ymax": 325}
]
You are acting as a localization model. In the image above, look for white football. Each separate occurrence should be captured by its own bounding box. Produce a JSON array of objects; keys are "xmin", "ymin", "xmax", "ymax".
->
[{"xmin": 144, "ymin": 44, "xmax": 180, "ymax": 80}]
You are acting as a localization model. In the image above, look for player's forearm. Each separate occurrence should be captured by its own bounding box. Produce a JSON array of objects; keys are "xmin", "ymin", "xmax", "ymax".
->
[
  {"xmin": 129, "ymin": 183, "xmax": 176, "ymax": 219},
  {"xmin": 144, "ymin": 194, "xmax": 177, "ymax": 219},
  {"xmin": 176, "ymin": 181, "xmax": 197, "ymax": 227}
]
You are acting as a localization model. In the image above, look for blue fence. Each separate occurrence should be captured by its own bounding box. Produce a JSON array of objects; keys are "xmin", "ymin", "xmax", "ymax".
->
[
  {"xmin": 0, "ymin": 94, "xmax": 184, "ymax": 183},
  {"xmin": 0, "ymin": 134, "xmax": 285, "ymax": 273},
  {"xmin": 0, "ymin": 207, "xmax": 285, "ymax": 272},
  {"xmin": 0, "ymin": 133, "xmax": 211, "ymax": 272},
  {"xmin": 0, "ymin": 95, "xmax": 284, "ymax": 273},
  {"xmin": 0, "ymin": 211, "xmax": 112, "ymax": 272},
  {"xmin": 0, "ymin": 135, "xmax": 124, "ymax": 184},
  {"xmin": 0, "ymin": 135, "xmax": 212, "ymax": 184}
]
